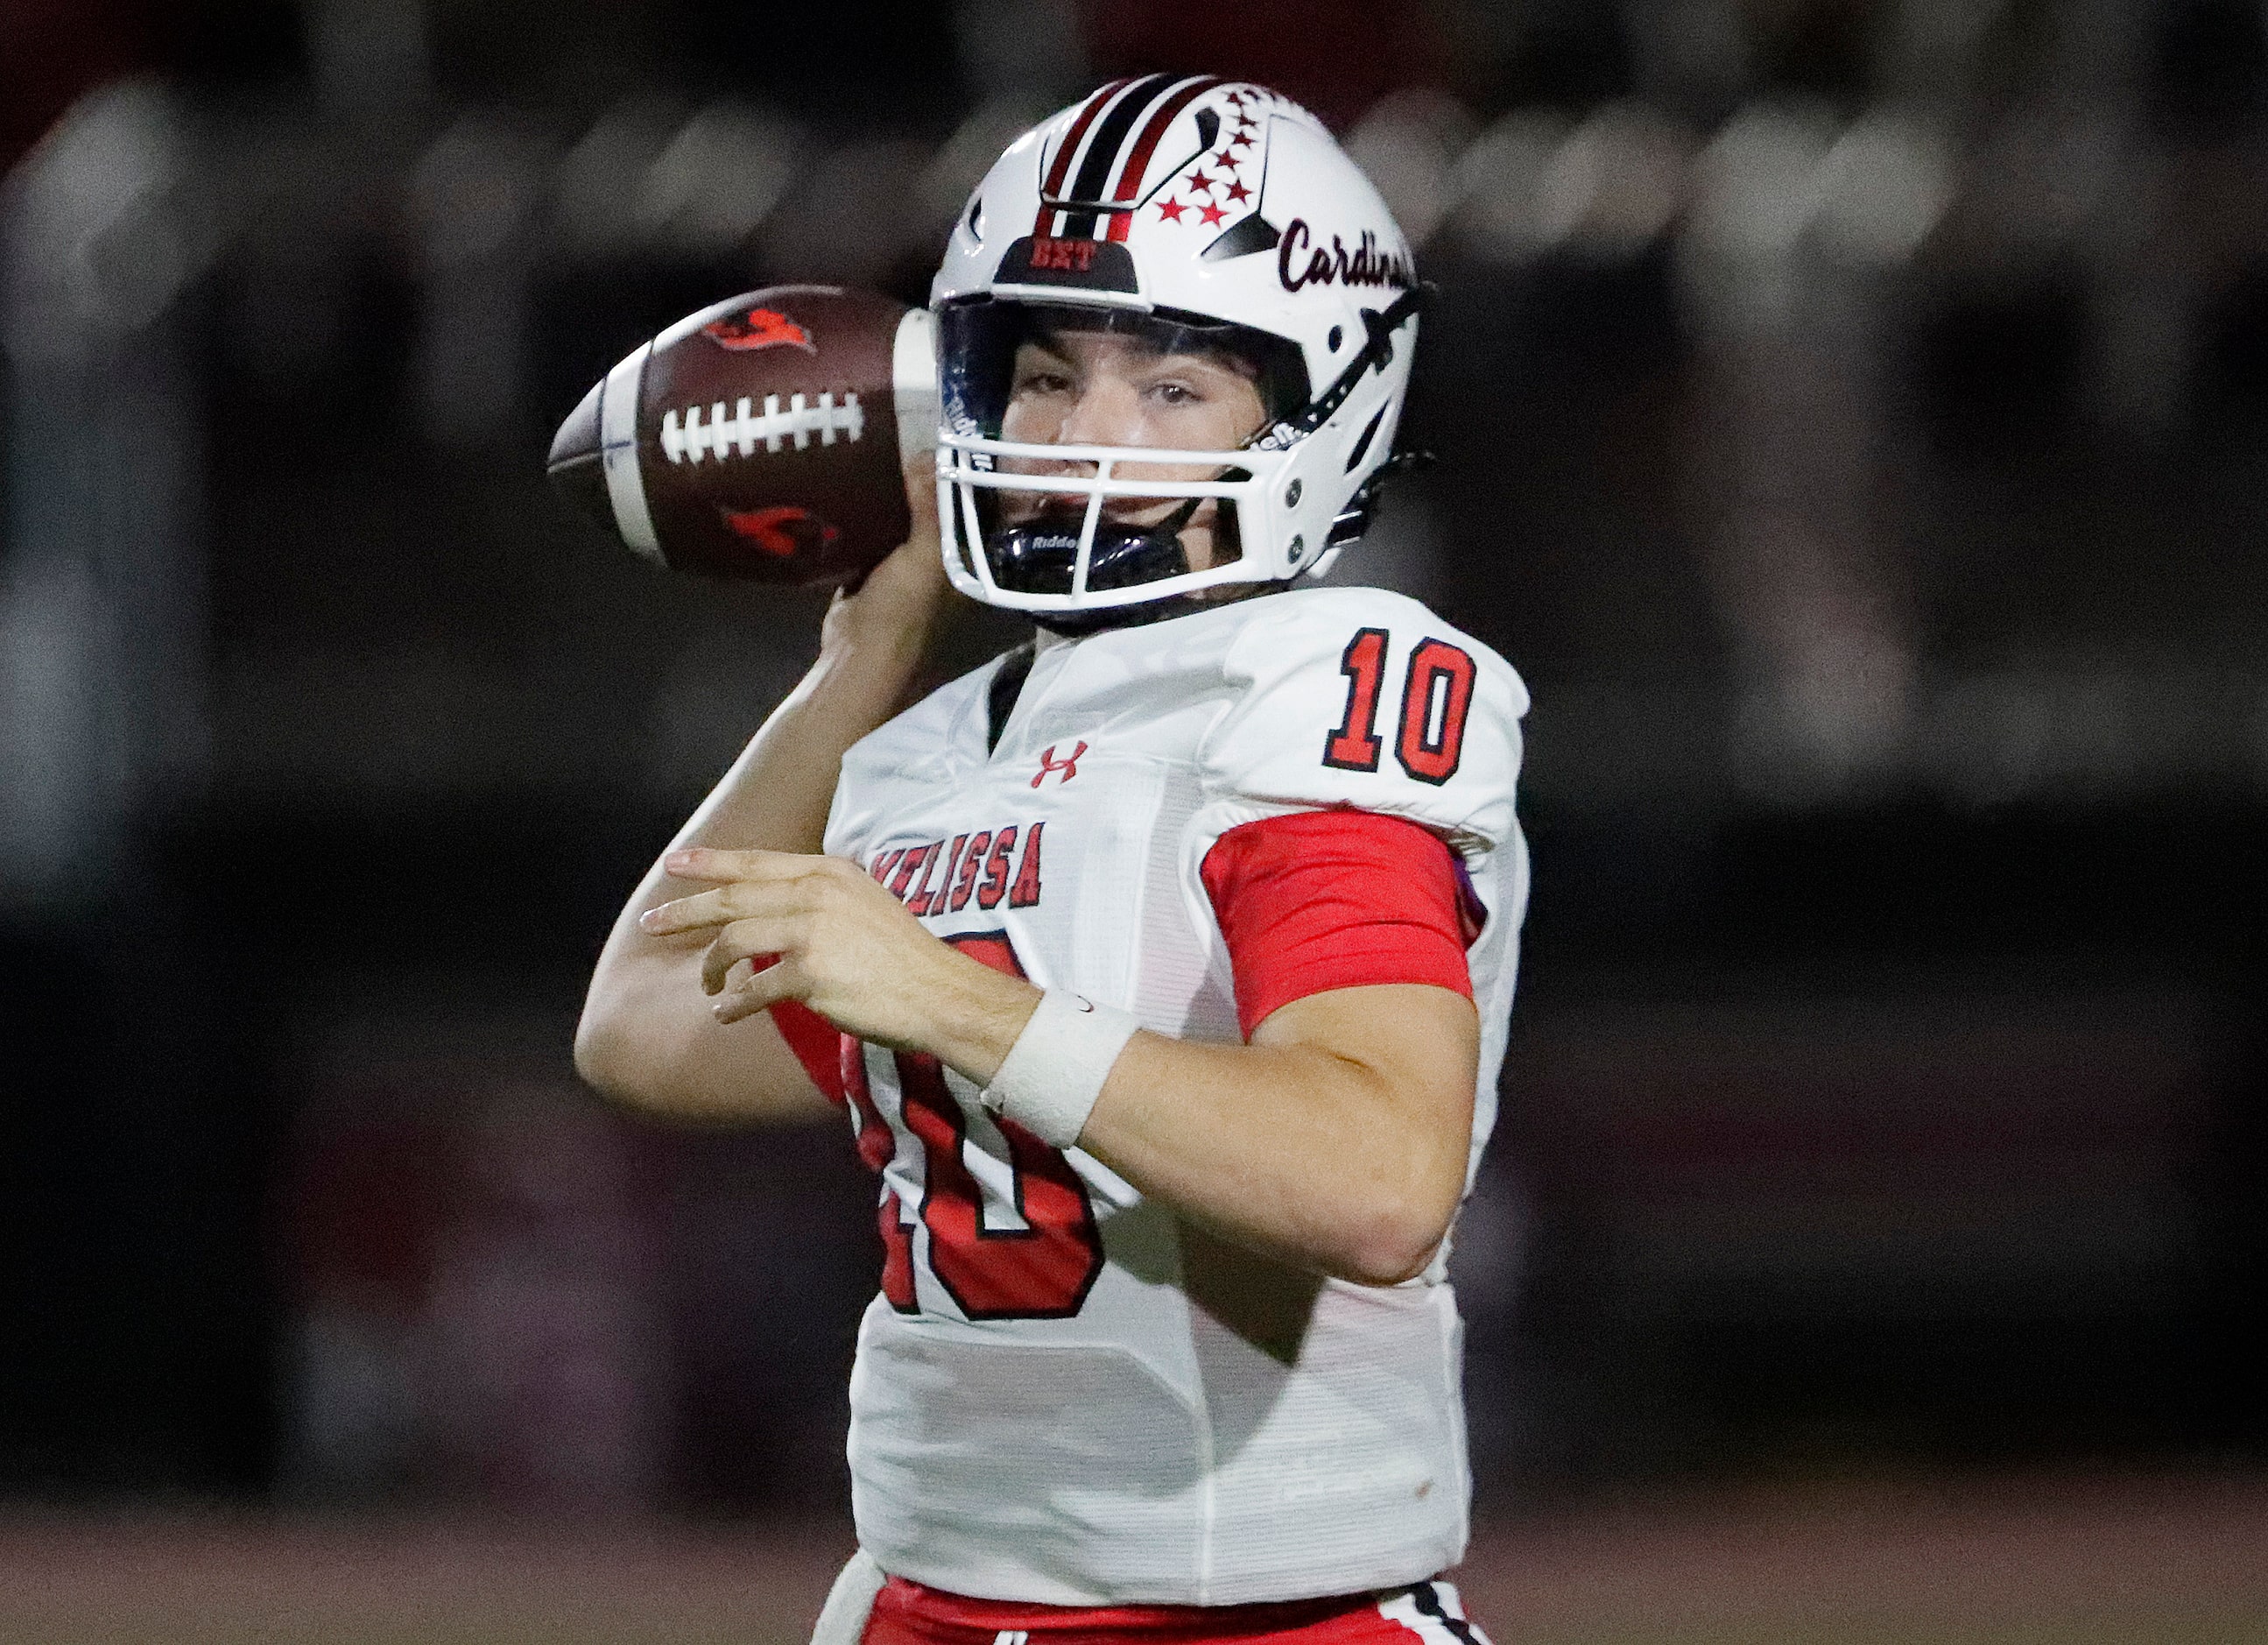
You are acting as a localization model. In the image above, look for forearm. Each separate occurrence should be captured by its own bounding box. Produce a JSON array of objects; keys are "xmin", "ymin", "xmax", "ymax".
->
[
  {"xmin": 578, "ymin": 591, "xmax": 940, "ymax": 1117},
  {"xmin": 920, "ymin": 972, "xmax": 1478, "ymax": 1287},
  {"xmin": 649, "ymin": 619, "xmax": 932, "ymax": 872},
  {"xmin": 1081, "ymin": 1027, "xmax": 1474, "ymax": 1285}
]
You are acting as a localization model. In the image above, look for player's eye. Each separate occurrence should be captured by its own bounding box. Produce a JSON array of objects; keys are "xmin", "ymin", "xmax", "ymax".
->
[
  {"xmin": 1015, "ymin": 368, "xmax": 1075, "ymax": 396},
  {"xmin": 1146, "ymin": 379, "xmax": 1202, "ymax": 406}
]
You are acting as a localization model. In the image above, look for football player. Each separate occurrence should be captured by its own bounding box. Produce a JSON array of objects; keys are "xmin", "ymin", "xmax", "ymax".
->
[{"xmin": 577, "ymin": 78, "xmax": 1529, "ymax": 1643}]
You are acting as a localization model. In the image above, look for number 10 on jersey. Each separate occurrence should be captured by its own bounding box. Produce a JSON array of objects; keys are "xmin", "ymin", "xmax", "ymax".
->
[{"xmin": 1324, "ymin": 627, "xmax": 1476, "ymax": 785}]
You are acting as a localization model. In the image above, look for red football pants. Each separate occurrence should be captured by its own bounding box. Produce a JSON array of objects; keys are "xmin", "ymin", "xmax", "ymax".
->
[{"xmin": 863, "ymin": 1576, "xmax": 1494, "ymax": 1645}]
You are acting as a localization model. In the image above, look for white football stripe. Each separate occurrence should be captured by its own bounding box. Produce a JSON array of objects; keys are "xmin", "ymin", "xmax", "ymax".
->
[
  {"xmin": 893, "ymin": 307, "xmax": 940, "ymax": 464},
  {"xmin": 660, "ymin": 391, "xmax": 865, "ymax": 463},
  {"xmin": 599, "ymin": 342, "xmax": 661, "ymax": 561}
]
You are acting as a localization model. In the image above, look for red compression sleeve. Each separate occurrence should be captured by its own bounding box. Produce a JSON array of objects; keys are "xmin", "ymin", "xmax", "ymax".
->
[
  {"xmin": 769, "ymin": 1000, "xmax": 848, "ymax": 1105},
  {"xmin": 1201, "ymin": 809, "xmax": 1481, "ymax": 1041}
]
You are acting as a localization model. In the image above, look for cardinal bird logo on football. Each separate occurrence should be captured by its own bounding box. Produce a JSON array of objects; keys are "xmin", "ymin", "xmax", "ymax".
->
[
  {"xmin": 721, "ymin": 505, "xmax": 840, "ymax": 557},
  {"xmin": 701, "ymin": 307, "xmax": 816, "ymax": 352}
]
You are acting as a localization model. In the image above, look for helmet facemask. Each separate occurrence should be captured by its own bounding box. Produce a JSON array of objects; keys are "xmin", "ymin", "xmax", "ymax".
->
[{"xmin": 937, "ymin": 298, "xmax": 1309, "ymax": 630}]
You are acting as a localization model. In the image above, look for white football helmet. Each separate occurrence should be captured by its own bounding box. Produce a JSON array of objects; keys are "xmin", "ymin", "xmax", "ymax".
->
[{"xmin": 930, "ymin": 78, "xmax": 1423, "ymax": 628}]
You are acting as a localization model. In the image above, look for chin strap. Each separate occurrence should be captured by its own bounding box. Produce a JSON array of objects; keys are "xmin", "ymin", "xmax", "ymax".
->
[
  {"xmin": 1138, "ymin": 495, "xmax": 1205, "ymax": 548},
  {"xmin": 1326, "ymin": 448, "xmax": 1434, "ymax": 549}
]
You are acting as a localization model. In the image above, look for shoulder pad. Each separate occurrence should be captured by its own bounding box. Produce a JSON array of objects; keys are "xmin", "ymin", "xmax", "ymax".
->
[{"xmin": 1198, "ymin": 588, "xmax": 1526, "ymax": 851}]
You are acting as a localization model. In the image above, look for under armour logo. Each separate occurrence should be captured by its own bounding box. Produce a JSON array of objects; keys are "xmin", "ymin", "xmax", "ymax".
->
[
  {"xmin": 993, "ymin": 1633, "xmax": 1031, "ymax": 1645},
  {"xmin": 1032, "ymin": 740, "xmax": 1087, "ymax": 787}
]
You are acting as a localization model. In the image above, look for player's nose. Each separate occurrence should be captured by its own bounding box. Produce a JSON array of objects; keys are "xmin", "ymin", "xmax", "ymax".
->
[{"xmin": 1056, "ymin": 378, "xmax": 1145, "ymax": 450}]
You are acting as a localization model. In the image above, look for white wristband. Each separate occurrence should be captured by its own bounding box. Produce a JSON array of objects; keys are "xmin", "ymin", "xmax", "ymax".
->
[{"xmin": 979, "ymin": 989, "xmax": 1140, "ymax": 1148}]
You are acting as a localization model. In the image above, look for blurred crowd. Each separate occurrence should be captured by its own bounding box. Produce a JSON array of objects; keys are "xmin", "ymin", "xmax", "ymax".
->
[{"xmin": 11, "ymin": 0, "xmax": 2268, "ymax": 853}]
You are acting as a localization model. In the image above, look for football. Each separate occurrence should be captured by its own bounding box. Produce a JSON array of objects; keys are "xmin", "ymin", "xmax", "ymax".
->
[{"xmin": 547, "ymin": 285, "xmax": 938, "ymax": 585}]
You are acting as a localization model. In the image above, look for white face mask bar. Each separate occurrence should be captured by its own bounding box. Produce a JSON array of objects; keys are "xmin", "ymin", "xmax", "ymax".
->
[{"xmin": 934, "ymin": 428, "xmax": 1298, "ymax": 613}]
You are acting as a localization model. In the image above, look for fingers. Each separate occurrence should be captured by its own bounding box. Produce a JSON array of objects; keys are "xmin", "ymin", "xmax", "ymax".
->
[
  {"xmin": 632, "ymin": 851, "xmax": 925, "ymax": 1033},
  {"xmin": 699, "ymin": 916, "xmax": 801, "ymax": 996},
  {"xmin": 640, "ymin": 852, "xmax": 833, "ymax": 935},
  {"xmin": 714, "ymin": 955, "xmax": 802, "ymax": 1025},
  {"xmin": 640, "ymin": 886, "xmax": 729, "ymax": 935},
  {"xmin": 658, "ymin": 846, "xmax": 809, "ymax": 886}
]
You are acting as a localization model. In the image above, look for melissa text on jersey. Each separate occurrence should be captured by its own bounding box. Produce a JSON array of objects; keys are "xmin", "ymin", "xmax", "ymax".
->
[{"xmin": 868, "ymin": 822, "xmax": 1047, "ymax": 915}]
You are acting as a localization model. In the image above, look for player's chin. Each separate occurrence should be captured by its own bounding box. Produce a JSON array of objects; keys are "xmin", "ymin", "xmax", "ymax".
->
[{"xmin": 1111, "ymin": 498, "xmax": 1201, "ymax": 529}]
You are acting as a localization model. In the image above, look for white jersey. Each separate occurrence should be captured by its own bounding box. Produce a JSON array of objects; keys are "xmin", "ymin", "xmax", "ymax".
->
[{"xmin": 821, "ymin": 585, "xmax": 1531, "ymax": 1606}]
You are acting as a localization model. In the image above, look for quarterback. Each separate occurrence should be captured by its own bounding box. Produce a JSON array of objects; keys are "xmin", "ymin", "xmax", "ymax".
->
[{"xmin": 577, "ymin": 77, "xmax": 1530, "ymax": 1641}]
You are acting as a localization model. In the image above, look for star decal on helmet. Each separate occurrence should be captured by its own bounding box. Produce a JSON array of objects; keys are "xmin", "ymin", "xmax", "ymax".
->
[
  {"xmin": 1016, "ymin": 81, "xmax": 1283, "ymax": 258},
  {"xmin": 1123, "ymin": 95, "xmax": 1275, "ymax": 246}
]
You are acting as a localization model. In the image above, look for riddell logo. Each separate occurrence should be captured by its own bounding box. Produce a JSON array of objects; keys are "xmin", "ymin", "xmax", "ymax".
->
[
  {"xmin": 702, "ymin": 307, "xmax": 815, "ymax": 352},
  {"xmin": 1028, "ymin": 237, "xmax": 1102, "ymax": 273}
]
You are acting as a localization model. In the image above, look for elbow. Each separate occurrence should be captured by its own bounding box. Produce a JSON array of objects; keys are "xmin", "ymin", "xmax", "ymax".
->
[
  {"xmin": 1309, "ymin": 1115, "xmax": 1470, "ymax": 1287},
  {"xmin": 1331, "ymin": 1193, "xmax": 1458, "ymax": 1288},
  {"xmin": 574, "ymin": 959, "xmax": 694, "ymax": 1116},
  {"xmin": 573, "ymin": 1007, "xmax": 653, "ymax": 1112},
  {"xmin": 1336, "ymin": 1237, "xmax": 1443, "ymax": 1289}
]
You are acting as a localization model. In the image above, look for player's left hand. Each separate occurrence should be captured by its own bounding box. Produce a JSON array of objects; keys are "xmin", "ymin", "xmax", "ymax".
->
[{"xmin": 638, "ymin": 847, "xmax": 1036, "ymax": 1070}]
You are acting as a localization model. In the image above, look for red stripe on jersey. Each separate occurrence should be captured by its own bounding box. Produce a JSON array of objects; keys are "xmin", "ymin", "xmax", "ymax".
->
[
  {"xmin": 767, "ymin": 999, "xmax": 846, "ymax": 1105},
  {"xmin": 1201, "ymin": 809, "xmax": 1478, "ymax": 1041},
  {"xmin": 1107, "ymin": 75, "xmax": 1220, "ymax": 240},
  {"xmin": 869, "ymin": 1577, "xmax": 1380, "ymax": 1642}
]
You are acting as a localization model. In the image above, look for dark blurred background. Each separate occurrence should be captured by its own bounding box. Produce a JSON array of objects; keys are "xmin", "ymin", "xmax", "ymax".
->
[{"xmin": 4, "ymin": 0, "xmax": 2265, "ymax": 1567}]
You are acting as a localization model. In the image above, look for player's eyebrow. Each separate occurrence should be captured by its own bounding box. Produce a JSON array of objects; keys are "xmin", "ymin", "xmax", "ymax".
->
[
  {"xmin": 1015, "ymin": 337, "xmax": 1079, "ymax": 374},
  {"xmin": 1051, "ymin": 332, "xmax": 1257, "ymax": 379},
  {"xmin": 1145, "ymin": 349, "xmax": 1257, "ymax": 379}
]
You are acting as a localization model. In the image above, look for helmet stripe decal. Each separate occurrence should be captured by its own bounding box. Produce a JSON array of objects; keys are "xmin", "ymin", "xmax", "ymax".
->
[
  {"xmin": 1041, "ymin": 81, "xmax": 1131, "ymax": 197},
  {"xmin": 1058, "ymin": 73, "xmax": 1178, "ymax": 238},
  {"xmin": 1105, "ymin": 75, "xmax": 1222, "ymax": 241},
  {"xmin": 1036, "ymin": 78, "xmax": 1135, "ymax": 236}
]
